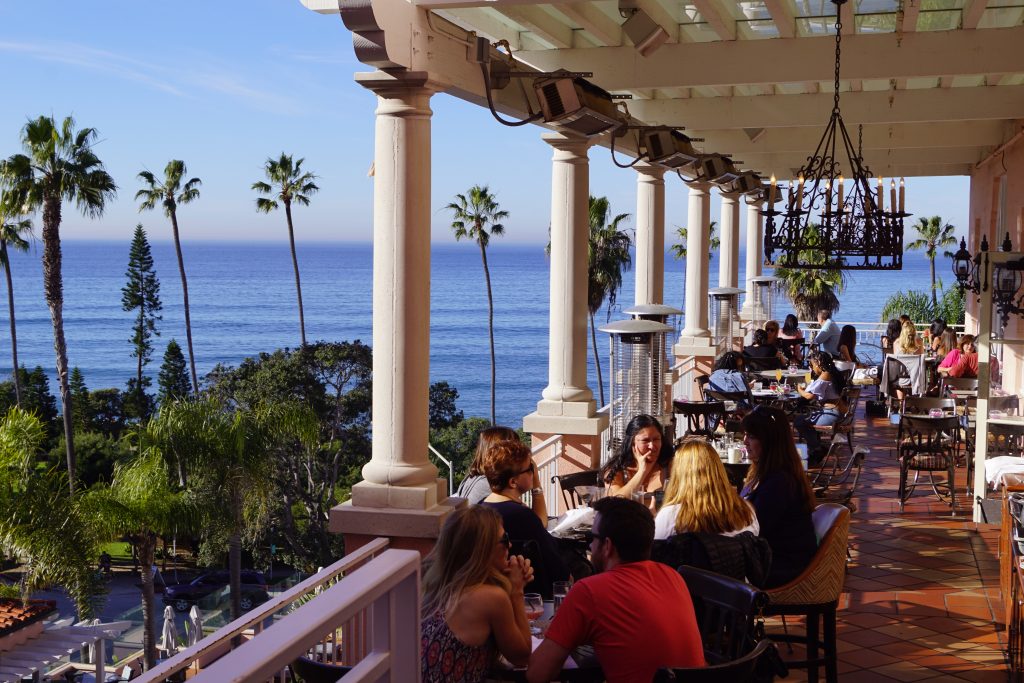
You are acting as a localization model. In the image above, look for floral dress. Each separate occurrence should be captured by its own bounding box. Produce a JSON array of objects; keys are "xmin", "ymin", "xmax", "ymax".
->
[{"xmin": 421, "ymin": 609, "xmax": 495, "ymax": 683}]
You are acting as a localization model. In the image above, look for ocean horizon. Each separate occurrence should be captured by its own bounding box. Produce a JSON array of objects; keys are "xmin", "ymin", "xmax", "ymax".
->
[{"xmin": 0, "ymin": 239, "xmax": 944, "ymax": 427}]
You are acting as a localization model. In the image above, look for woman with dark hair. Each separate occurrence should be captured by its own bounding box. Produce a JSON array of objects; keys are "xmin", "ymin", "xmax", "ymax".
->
[
  {"xmin": 881, "ymin": 318, "xmax": 902, "ymax": 356},
  {"xmin": 779, "ymin": 314, "xmax": 804, "ymax": 362},
  {"xmin": 837, "ymin": 324, "xmax": 858, "ymax": 364},
  {"xmin": 794, "ymin": 351, "xmax": 848, "ymax": 464},
  {"xmin": 456, "ymin": 425, "xmax": 520, "ymax": 504},
  {"xmin": 929, "ymin": 318, "xmax": 947, "ymax": 353},
  {"xmin": 741, "ymin": 407, "xmax": 818, "ymax": 587},
  {"xmin": 744, "ymin": 329, "xmax": 784, "ymax": 368},
  {"xmin": 600, "ymin": 414, "xmax": 672, "ymax": 510},
  {"xmin": 709, "ymin": 351, "xmax": 749, "ymax": 394}
]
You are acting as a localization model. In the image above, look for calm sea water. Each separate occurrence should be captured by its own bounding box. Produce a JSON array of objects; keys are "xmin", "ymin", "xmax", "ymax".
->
[{"xmin": 0, "ymin": 240, "xmax": 939, "ymax": 427}]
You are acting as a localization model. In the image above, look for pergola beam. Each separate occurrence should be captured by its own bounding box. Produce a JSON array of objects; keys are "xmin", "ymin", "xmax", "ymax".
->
[
  {"xmin": 963, "ymin": 0, "xmax": 990, "ymax": 29},
  {"xmin": 551, "ymin": 3, "xmax": 622, "ymax": 46},
  {"xmin": 515, "ymin": 25, "xmax": 1024, "ymax": 89},
  {"xmin": 691, "ymin": 0, "xmax": 736, "ymax": 40},
  {"xmin": 762, "ymin": 0, "xmax": 795, "ymax": 38},
  {"xmin": 497, "ymin": 5, "xmax": 573, "ymax": 48},
  {"xmin": 629, "ymin": 85, "xmax": 1024, "ymax": 128}
]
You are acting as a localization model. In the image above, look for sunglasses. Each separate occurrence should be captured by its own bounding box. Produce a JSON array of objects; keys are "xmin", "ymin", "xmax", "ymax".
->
[{"xmin": 498, "ymin": 532, "xmax": 511, "ymax": 548}]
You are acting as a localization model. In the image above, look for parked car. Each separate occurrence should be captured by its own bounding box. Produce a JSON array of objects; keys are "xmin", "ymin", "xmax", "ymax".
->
[
  {"xmin": 197, "ymin": 583, "xmax": 272, "ymax": 614},
  {"xmin": 163, "ymin": 570, "xmax": 268, "ymax": 612}
]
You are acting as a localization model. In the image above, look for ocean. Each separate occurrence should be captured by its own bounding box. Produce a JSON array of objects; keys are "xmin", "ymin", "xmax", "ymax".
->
[{"xmin": 0, "ymin": 240, "xmax": 941, "ymax": 427}]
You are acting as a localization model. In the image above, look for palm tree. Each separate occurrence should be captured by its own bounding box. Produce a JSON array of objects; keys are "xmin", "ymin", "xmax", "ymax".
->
[
  {"xmin": 907, "ymin": 215, "xmax": 957, "ymax": 308},
  {"xmin": 446, "ymin": 186, "xmax": 508, "ymax": 425},
  {"xmin": 84, "ymin": 441, "xmax": 192, "ymax": 670},
  {"xmin": 0, "ymin": 115, "xmax": 117, "ymax": 494},
  {"xmin": 670, "ymin": 221, "xmax": 720, "ymax": 261},
  {"xmin": 136, "ymin": 160, "xmax": 202, "ymax": 393},
  {"xmin": 252, "ymin": 154, "xmax": 319, "ymax": 347},
  {"xmin": 774, "ymin": 224, "xmax": 848, "ymax": 320},
  {"xmin": 0, "ymin": 203, "xmax": 32, "ymax": 404},
  {"xmin": 587, "ymin": 197, "xmax": 632, "ymax": 407}
]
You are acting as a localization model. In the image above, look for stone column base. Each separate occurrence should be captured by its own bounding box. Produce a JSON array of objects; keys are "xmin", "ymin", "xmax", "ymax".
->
[
  {"xmin": 523, "ymin": 409, "xmax": 608, "ymax": 436},
  {"xmin": 331, "ymin": 491, "xmax": 466, "ymax": 557}
]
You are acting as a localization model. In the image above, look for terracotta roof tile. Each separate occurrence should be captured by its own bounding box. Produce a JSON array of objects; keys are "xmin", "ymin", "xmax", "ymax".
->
[{"xmin": 0, "ymin": 598, "xmax": 57, "ymax": 637}]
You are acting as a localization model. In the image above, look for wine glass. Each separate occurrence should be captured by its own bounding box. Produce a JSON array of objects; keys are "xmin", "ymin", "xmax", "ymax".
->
[{"xmin": 524, "ymin": 593, "xmax": 544, "ymax": 635}]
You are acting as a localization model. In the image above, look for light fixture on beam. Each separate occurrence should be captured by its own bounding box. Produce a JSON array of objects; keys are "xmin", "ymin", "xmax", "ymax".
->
[
  {"xmin": 619, "ymin": 0, "xmax": 670, "ymax": 57},
  {"xmin": 723, "ymin": 170, "xmax": 762, "ymax": 194},
  {"xmin": 642, "ymin": 129, "xmax": 701, "ymax": 168}
]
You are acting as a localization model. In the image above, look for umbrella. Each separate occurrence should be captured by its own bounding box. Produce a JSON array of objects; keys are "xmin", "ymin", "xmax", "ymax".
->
[
  {"xmin": 160, "ymin": 605, "xmax": 179, "ymax": 656},
  {"xmin": 86, "ymin": 618, "xmax": 101, "ymax": 664},
  {"xmin": 188, "ymin": 605, "xmax": 204, "ymax": 646}
]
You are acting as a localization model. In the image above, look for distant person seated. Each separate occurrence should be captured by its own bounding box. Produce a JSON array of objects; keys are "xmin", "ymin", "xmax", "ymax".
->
[
  {"xmin": 893, "ymin": 320, "xmax": 924, "ymax": 355},
  {"xmin": 601, "ymin": 414, "xmax": 672, "ymax": 513},
  {"xmin": 779, "ymin": 313, "xmax": 805, "ymax": 362},
  {"xmin": 812, "ymin": 309, "xmax": 841, "ymax": 356},
  {"xmin": 935, "ymin": 329, "xmax": 958, "ymax": 362},
  {"xmin": 481, "ymin": 440, "xmax": 570, "ymax": 597},
  {"xmin": 421, "ymin": 506, "xmax": 533, "ymax": 683},
  {"xmin": 527, "ymin": 497, "xmax": 705, "ymax": 683},
  {"xmin": 744, "ymin": 329, "xmax": 784, "ymax": 369},
  {"xmin": 837, "ymin": 324, "xmax": 859, "ymax": 365},
  {"xmin": 456, "ymin": 425, "xmax": 519, "ymax": 505},
  {"xmin": 654, "ymin": 439, "xmax": 759, "ymax": 540},
  {"xmin": 938, "ymin": 334, "xmax": 978, "ymax": 379},
  {"xmin": 880, "ymin": 318, "xmax": 902, "ymax": 357},
  {"xmin": 929, "ymin": 318, "xmax": 948, "ymax": 354},
  {"xmin": 708, "ymin": 351, "xmax": 750, "ymax": 395},
  {"xmin": 794, "ymin": 352, "xmax": 849, "ymax": 464},
  {"xmin": 741, "ymin": 407, "xmax": 818, "ymax": 588}
]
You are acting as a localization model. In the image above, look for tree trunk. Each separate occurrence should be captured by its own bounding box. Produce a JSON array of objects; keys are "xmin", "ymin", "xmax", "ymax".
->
[
  {"xmin": 285, "ymin": 202, "xmax": 306, "ymax": 347},
  {"xmin": 136, "ymin": 302, "xmax": 145, "ymax": 414},
  {"xmin": 41, "ymin": 197, "xmax": 75, "ymax": 494},
  {"xmin": 169, "ymin": 210, "xmax": 199, "ymax": 393},
  {"xmin": 590, "ymin": 312, "xmax": 605, "ymax": 406},
  {"xmin": 139, "ymin": 535, "xmax": 158, "ymax": 670},
  {"xmin": 2, "ymin": 240, "xmax": 20, "ymax": 405},
  {"xmin": 229, "ymin": 486, "xmax": 243, "ymax": 621},
  {"xmin": 929, "ymin": 251, "xmax": 938, "ymax": 309},
  {"xmin": 479, "ymin": 242, "xmax": 496, "ymax": 425}
]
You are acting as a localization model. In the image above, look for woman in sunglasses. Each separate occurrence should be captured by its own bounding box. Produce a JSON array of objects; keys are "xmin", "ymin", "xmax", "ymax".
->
[{"xmin": 421, "ymin": 505, "xmax": 534, "ymax": 682}]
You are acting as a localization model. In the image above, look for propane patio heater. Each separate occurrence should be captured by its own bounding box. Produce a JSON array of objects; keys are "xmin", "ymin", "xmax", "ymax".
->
[
  {"xmin": 749, "ymin": 276, "xmax": 780, "ymax": 329},
  {"xmin": 708, "ymin": 287, "xmax": 744, "ymax": 356}
]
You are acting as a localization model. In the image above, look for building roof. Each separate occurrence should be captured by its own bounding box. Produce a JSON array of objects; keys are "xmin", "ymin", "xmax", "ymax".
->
[{"xmin": 0, "ymin": 598, "xmax": 57, "ymax": 639}]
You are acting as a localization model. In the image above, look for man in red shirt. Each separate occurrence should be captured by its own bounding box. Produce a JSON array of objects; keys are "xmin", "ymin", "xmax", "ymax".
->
[{"xmin": 527, "ymin": 497, "xmax": 704, "ymax": 683}]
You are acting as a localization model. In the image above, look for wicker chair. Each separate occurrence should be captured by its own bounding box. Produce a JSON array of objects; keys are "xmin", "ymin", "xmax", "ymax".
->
[
  {"xmin": 653, "ymin": 640, "xmax": 784, "ymax": 682},
  {"xmin": 809, "ymin": 387, "xmax": 862, "ymax": 488},
  {"xmin": 897, "ymin": 414, "xmax": 960, "ymax": 513},
  {"xmin": 763, "ymin": 503, "xmax": 850, "ymax": 683}
]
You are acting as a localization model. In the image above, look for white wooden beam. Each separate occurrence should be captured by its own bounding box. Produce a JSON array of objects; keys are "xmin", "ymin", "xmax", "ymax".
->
[
  {"xmin": 691, "ymin": 0, "xmax": 736, "ymax": 40},
  {"xmin": 497, "ymin": 5, "xmax": 573, "ymax": 48},
  {"xmin": 515, "ymin": 25, "xmax": 1024, "ymax": 89},
  {"xmin": 762, "ymin": 0, "xmax": 795, "ymax": 38},
  {"xmin": 629, "ymin": 85, "xmax": 1024, "ymax": 128},
  {"xmin": 551, "ymin": 3, "xmax": 622, "ymax": 47},
  {"xmin": 440, "ymin": 7, "xmax": 522, "ymax": 48},
  {"xmin": 901, "ymin": 0, "xmax": 920, "ymax": 33}
]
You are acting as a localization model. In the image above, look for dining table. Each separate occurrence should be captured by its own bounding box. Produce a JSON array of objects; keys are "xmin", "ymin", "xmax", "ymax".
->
[{"xmin": 488, "ymin": 601, "xmax": 605, "ymax": 682}]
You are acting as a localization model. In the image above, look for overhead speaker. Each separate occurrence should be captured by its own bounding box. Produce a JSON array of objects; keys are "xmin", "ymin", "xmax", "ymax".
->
[{"xmin": 534, "ymin": 77, "xmax": 623, "ymax": 137}]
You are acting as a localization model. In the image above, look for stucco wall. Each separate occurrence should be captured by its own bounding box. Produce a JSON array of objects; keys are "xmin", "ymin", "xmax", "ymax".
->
[{"xmin": 968, "ymin": 127, "xmax": 1024, "ymax": 394}]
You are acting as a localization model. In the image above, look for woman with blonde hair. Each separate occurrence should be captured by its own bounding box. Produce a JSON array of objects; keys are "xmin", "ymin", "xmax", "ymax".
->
[
  {"xmin": 456, "ymin": 425, "xmax": 519, "ymax": 504},
  {"xmin": 893, "ymin": 320, "xmax": 924, "ymax": 355},
  {"xmin": 654, "ymin": 439, "xmax": 759, "ymax": 540},
  {"xmin": 421, "ymin": 505, "xmax": 533, "ymax": 682}
]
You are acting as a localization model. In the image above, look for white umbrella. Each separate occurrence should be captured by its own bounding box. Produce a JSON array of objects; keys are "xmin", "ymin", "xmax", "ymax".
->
[
  {"xmin": 86, "ymin": 618, "xmax": 101, "ymax": 663},
  {"xmin": 160, "ymin": 605, "xmax": 179, "ymax": 656},
  {"xmin": 188, "ymin": 605, "xmax": 204, "ymax": 646}
]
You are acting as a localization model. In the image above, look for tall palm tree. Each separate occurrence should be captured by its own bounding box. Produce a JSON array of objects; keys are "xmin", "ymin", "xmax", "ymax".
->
[
  {"xmin": 774, "ymin": 224, "xmax": 848, "ymax": 320},
  {"xmin": 587, "ymin": 196, "xmax": 632, "ymax": 407},
  {"xmin": 446, "ymin": 186, "xmax": 508, "ymax": 425},
  {"xmin": 670, "ymin": 221, "xmax": 720, "ymax": 261},
  {"xmin": 907, "ymin": 215, "xmax": 957, "ymax": 308},
  {"xmin": 0, "ymin": 115, "xmax": 117, "ymax": 494},
  {"xmin": 0, "ymin": 203, "xmax": 32, "ymax": 404},
  {"xmin": 136, "ymin": 160, "xmax": 201, "ymax": 393},
  {"xmin": 252, "ymin": 154, "xmax": 319, "ymax": 347}
]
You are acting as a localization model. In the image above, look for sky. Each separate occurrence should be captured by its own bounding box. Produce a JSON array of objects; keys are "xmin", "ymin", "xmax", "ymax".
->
[{"xmin": 0, "ymin": 0, "xmax": 971, "ymax": 245}]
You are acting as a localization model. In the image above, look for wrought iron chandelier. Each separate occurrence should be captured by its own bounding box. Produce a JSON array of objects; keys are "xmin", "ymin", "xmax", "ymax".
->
[{"xmin": 763, "ymin": 0, "xmax": 909, "ymax": 270}]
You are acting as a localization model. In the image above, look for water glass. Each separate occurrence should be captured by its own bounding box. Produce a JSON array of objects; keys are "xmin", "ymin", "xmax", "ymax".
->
[
  {"xmin": 524, "ymin": 593, "xmax": 544, "ymax": 635},
  {"xmin": 552, "ymin": 581, "xmax": 570, "ymax": 613}
]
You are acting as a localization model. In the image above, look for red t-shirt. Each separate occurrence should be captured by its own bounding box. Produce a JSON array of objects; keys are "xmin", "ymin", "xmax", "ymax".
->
[{"xmin": 544, "ymin": 561, "xmax": 705, "ymax": 682}]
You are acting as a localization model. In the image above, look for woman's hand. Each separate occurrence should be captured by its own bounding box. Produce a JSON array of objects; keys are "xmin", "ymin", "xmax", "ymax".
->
[
  {"xmin": 505, "ymin": 554, "xmax": 534, "ymax": 593},
  {"xmin": 529, "ymin": 462, "xmax": 541, "ymax": 491}
]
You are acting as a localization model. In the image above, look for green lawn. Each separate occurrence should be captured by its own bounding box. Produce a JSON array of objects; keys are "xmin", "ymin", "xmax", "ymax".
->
[{"xmin": 98, "ymin": 541, "xmax": 134, "ymax": 562}]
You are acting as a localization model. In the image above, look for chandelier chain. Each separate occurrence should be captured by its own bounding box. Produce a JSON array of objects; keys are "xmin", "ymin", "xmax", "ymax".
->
[{"xmin": 833, "ymin": 4, "xmax": 842, "ymax": 114}]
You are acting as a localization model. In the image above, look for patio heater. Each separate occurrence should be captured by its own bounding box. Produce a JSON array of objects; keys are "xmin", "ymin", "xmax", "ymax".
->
[
  {"xmin": 599, "ymin": 318, "xmax": 673, "ymax": 462},
  {"xmin": 749, "ymin": 276, "xmax": 780, "ymax": 328},
  {"xmin": 623, "ymin": 303, "xmax": 683, "ymax": 357},
  {"xmin": 708, "ymin": 287, "xmax": 744, "ymax": 356}
]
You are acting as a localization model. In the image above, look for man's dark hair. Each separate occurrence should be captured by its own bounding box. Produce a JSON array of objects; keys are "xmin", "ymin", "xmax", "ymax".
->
[
  {"xmin": 593, "ymin": 497, "xmax": 654, "ymax": 562},
  {"xmin": 818, "ymin": 309, "xmax": 832, "ymax": 320}
]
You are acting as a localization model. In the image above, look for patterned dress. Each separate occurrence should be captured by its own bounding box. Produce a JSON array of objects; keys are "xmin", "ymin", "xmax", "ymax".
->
[{"xmin": 421, "ymin": 610, "xmax": 495, "ymax": 683}]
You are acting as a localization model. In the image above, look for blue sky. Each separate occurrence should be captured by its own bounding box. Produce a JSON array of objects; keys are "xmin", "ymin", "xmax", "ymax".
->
[{"xmin": 0, "ymin": 0, "xmax": 971, "ymax": 245}]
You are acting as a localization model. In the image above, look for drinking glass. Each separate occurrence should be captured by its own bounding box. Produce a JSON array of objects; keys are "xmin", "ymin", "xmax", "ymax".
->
[
  {"xmin": 769, "ymin": 381, "xmax": 779, "ymax": 393},
  {"xmin": 524, "ymin": 593, "xmax": 544, "ymax": 635},
  {"xmin": 552, "ymin": 581, "xmax": 570, "ymax": 613}
]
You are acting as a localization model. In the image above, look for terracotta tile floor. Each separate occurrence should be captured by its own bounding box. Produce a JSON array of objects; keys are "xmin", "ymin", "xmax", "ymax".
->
[{"xmin": 766, "ymin": 403, "xmax": 1009, "ymax": 681}]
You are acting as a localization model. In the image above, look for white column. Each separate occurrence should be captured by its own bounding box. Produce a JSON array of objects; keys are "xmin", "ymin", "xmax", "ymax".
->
[
  {"xmin": 680, "ymin": 181, "xmax": 712, "ymax": 339},
  {"xmin": 525, "ymin": 133, "xmax": 607, "ymax": 456},
  {"xmin": 343, "ymin": 71, "xmax": 445, "ymax": 522},
  {"xmin": 719, "ymin": 191, "xmax": 741, "ymax": 289},
  {"xmin": 634, "ymin": 162, "xmax": 666, "ymax": 306},
  {"xmin": 741, "ymin": 197, "xmax": 765, "ymax": 320}
]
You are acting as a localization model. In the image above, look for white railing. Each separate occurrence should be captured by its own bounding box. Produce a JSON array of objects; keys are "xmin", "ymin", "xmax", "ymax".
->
[
  {"xmin": 189, "ymin": 548, "xmax": 420, "ymax": 683},
  {"xmin": 671, "ymin": 355, "xmax": 698, "ymax": 402},
  {"xmin": 428, "ymin": 443, "xmax": 454, "ymax": 496},
  {"xmin": 135, "ymin": 537, "xmax": 391, "ymax": 682},
  {"xmin": 530, "ymin": 433, "xmax": 564, "ymax": 511},
  {"xmin": 597, "ymin": 401, "xmax": 613, "ymax": 467}
]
